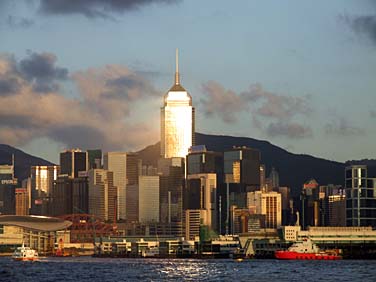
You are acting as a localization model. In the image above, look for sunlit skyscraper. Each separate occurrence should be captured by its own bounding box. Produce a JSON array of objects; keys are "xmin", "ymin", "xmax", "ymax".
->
[{"xmin": 161, "ymin": 49, "xmax": 195, "ymax": 159}]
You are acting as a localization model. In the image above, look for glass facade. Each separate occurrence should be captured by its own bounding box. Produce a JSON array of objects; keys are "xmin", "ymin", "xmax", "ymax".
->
[
  {"xmin": 161, "ymin": 51, "xmax": 195, "ymax": 159},
  {"xmin": 345, "ymin": 165, "xmax": 376, "ymax": 228}
]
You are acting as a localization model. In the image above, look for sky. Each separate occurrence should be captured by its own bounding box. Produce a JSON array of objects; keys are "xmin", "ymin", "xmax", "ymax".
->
[{"xmin": 0, "ymin": 0, "xmax": 375, "ymax": 164}]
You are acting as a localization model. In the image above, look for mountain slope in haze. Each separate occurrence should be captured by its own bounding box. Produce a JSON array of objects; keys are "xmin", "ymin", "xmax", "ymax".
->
[
  {"xmin": 138, "ymin": 133, "xmax": 346, "ymax": 196},
  {"xmin": 0, "ymin": 144, "xmax": 54, "ymax": 183}
]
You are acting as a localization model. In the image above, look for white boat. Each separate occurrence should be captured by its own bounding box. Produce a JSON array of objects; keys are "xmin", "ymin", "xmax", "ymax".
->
[{"xmin": 12, "ymin": 243, "xmax": 39, "ymax": 261}]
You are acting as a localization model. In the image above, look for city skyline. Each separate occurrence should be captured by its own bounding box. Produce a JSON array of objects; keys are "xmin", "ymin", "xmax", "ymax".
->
[{"xmin": 0, "ymin": 0, "xmax": 375, "ymax": 164}]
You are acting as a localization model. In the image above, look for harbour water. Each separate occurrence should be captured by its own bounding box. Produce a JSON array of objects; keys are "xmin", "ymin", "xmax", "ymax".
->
[{"xmin": 0, "ymin": 257, "xmax": 375, "ymax": 282}]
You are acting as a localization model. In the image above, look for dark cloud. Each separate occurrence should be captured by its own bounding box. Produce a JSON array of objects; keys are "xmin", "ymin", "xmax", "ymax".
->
[
  {"xmin": 6, "ymin": 15, "xmax": 34, "ymax": 29},
  {"xmin": 38, "ymin": 0, "xmax": 180, "ymax": 19},
  {"xmin": 18, "ymin": 51, "xmax": 68, "ymax": 93},
  {"xmin": 341, "ymin": 13, "xmax": 376, "ymax": 44},
  {"xmin": 324, "ymin": 117, "xmax": 365, "ymax": 137},
  {"xmin": 0, "ymin": 77, "xmax": 21, "ymax": 96},
  {"xmin": 370, "ymin": 110, "xmax": 376, "ymax": 118},
  {"xmin": 0, "ymin": 53, "xmax": 159, "ymax": 150},
  {"xmin": 200, "ymin": 81, "xmax": 313, "ymax": 139},
  {"xmin": 266, "ymin": 122, "xmax": 312, "ymax": 139}
]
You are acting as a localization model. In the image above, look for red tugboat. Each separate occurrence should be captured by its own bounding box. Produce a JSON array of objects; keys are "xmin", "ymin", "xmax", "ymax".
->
[{"xmin": 275, "ymin": 239, "xmax": 341, "ymax": 260}]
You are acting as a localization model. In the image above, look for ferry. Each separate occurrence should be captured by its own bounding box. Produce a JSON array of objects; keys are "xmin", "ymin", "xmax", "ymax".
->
[
  {"xmin": 12, "ymin": 243, "xmax": 39, "ymax": 261},
  {"xmin": 275, "ymin": 239, "xmax": 341, "ymax": 260}
]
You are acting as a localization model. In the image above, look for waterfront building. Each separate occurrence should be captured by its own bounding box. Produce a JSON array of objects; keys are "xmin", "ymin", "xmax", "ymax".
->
[
  {"xmin": 345, "ymin": 165, "xmax": 376, "ymax": 227},
  {"xmin": 161, "ymin": 49, "xmax": 195, "ymax": 159},
  {"xmin": 183, "ymin": 209, "xmax": 207, "ymax": 240},
  {"xmin": 30, "ymin": 165, "xmax": 59, "ymax": 215},
  {"xmin": 247, "ymin": 191, "xmax": 282, "ymax": 229},
  {"xmin": 104, "ymin": 152, "xmax": 140, "ymax": 220},
  {"xmin": 88, "ymin": 169, "xmax": 117, "ymax": 222},
  {"xmin": 60, "ymin": 149, "xmax": 87, "ymax": 178}
]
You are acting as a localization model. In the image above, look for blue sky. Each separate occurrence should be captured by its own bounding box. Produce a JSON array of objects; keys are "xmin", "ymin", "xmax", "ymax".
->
[{"xmin": 0, "ymin": 0, "xmax": 375, "ymax": 163}]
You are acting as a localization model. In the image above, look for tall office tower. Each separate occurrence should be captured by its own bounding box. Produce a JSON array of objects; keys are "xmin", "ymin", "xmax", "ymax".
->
[
  {"xmin": 220, "ymin": 146, "xmax": 261, "ymax": 234},
  {"xmin": 0, "ymin": 161, "xmax": 17, "ymax": 215},
  {"xmin": 224, "ymin": 147, "xmax": 260, "ymax": 187},
  {"xmin": 300, "ymin": 179, "xmax": 319, "ymax": 229},
  {"xmin": 278, "ymin": 186, "xmax": 291, "ymax": 225},
  {"xmin": 60, "ymin": 149, "xmax": 87, "ymax": 178},
  {"xmin": 15, "ymin": 188, "xmax": 29, "ymax": 215},
  {"xmin": 345, "ymin": 165, "xmax": 376, "ymax": 227},
  {"xmin": 161, "ymin": 49, "xmax": 195, "ymax": 159},
  {"xmin": 105, "ymin": 153, "xmax": 142, "ymax": 221},
  {"xmin": 104, "ymin": 152, "xmax": 130, "ymax": 220},
  {"xmin": 159, "ymin": 160, "xmax": 184, "ymax": 222},
  {"xmin": 139, "ymin": 175, "xmax": 160, "ymax": 223},
  {"xmin": 268, "ymin": 167, "xmax": 280, "ymax": 190},
  {"xmin": 88, "ymin": 169, "xmax": 117, "ymax": 222},
  {"xmin": 185, "ymin": 173, "xmax": 218, "ymax": 233},
  {"xmin": 318, "ymin": 184, "xmax": 346, "ymax": 226},
  {"xmin": 51, "ymin": 175, "xmax": 89, "ymax": 216},
  {"xmin": 30, "ymin": 165, "xmax": 59, "ymax": 215},
  {"xmin": 88, "ymin": 149, "xmax": 102, "ymax": 169},
  {"xmin": 247, "ymin": 191, "xmax": 282, "ymax": 229}
]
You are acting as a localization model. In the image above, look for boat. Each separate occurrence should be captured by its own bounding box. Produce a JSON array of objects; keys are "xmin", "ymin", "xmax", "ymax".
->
[
  {"xmin": 275, "ymin": 239, "xmax": 341, "ymax": 260},
  {"xmin": 12, "ymin": 243, "xmax": 39, "ymax": 261}
]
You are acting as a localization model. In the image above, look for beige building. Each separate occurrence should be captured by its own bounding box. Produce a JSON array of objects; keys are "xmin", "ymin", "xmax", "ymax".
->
[
  {"xmin": 184, "ymin": 209, "xmax": 208, "ymax": 240},
  {"xmin": 247, "ymin": 191, "xmax": 282, "ymax": 228},
  {"xmin": 88, "ymin": 169, "xmax": 117, "ymax": 222},
  {"xmin": 139, "ymin": 175, "xmax": 160, "ymax": 223},
  {"xmin": 15, "ymin": 188, "xmax": 29, "ymax": 215}
]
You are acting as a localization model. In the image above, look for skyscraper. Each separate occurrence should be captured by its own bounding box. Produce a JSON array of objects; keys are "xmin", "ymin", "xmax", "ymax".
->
[
  {"xmin": 161, "ymin": 49, "xmax": 195, "ymax": 159},
  {"xmin": 60, "ymin": 149, "xmax": 87, "ymax": 178}
]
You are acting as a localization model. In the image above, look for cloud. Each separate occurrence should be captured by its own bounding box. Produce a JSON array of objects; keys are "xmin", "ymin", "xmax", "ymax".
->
[
  {"xmin": 6, "ymin": 15, "xmax": 34, "ymax": 29},
  {"xmin": 18, "ymin": 51, "xmax": 68, "ymax": 93},
  {"xmin": 0, "ymin": 52, "xmax": 159, "ymax": 151},
  {"xmin": 200, "ymin": 81, "xmax": 251, "ymax": 123},
  {"xmin": 200, "ymin": 81, "xmax": 313, "ymax": 139},
  {"xmin": 324, "ymin": 116, "xmax": 365, "ymax": 137},
  {"xmin": 370, "ymin": 110, "xmax": 376, "ymax": 118},
  {"xmin": 341, "ymin": 13, "xmax": 376, "ymax": 44},
  {"xmin": 38, "ymin": 0, "xmax": 181, "ymax": 19},
  {"xmin": 266, "ymin": 122, "xmax": 312, "ymax": 139}
]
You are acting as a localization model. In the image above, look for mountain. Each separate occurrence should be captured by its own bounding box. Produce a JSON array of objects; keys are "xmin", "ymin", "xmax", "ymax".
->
[
  {"xmin": 138, "ymin": 133, "xmax": 346, "ymax": 196},
  {"xmin": 0, "ymin": 144, "xmax": 54, "ymax": 183}
]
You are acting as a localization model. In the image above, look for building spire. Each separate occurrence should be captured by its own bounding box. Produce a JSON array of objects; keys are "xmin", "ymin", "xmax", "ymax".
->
[{"xmin": 175, "ymin": 48, "xmax": 180, "ymax": 85}]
